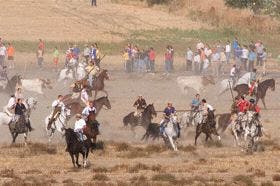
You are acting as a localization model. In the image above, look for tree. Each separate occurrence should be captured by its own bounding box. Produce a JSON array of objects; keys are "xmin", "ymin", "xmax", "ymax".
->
[{"xmin": 224, "ymin": 0, "xmax": 264, "ymax": 14}]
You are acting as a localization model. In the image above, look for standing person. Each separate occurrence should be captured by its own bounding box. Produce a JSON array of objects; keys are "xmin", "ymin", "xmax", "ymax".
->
[
  {"xmin": 193, "ymin": 51, "xmax": 201, "ymax": 74},
  {"xmin": 232, "ymin": 37, "xmax": 238, "ymax": 60},
  {"xmin": 230, "ymin": 65, "xmax": 237, "ymax": 85},
  {"xmin": 91, "ymin": 0, "xmax": 97, "ymax": 6},
  {"xmin": 149, "ymin": 47, "xmax": 155, "ymax": 73},
  {"xmin": 37, "ymin": 48, "xmax": 44, "ymax": 68},
  {"xmin": 256, "ymin": 41, "xmax": 264, "ymax": 66},
  {"xmin": 122, "ymin": 50, "xmax": 130, "ymax": 73},
  {"xmin": 38, "ymin": 39, "xmax": 45, "ymax": 54},
  {"xmin": 185, "ymin": 47, "xmax": 193, "ymax": 71},
  {"xmin": 248, "ymin": 48, "xmax": 256, "ymax": 72},
  {"xmin": 164, "ymin": 46, "xmax": 172, "ymax": 74},
  {"xmin": 211, "ymin": 49, "xmax": 221, "ymax": 77},
  {"xmin": 170, "ymin": 46, "xmax": 174, "ymax": 71},
  {"xmin": 53, "ymin": 47, "xmax": 59, "ymax": 72},
  {"xmin": 83, "ymin": 44, "xmax": 90, "ymax": 63},
  {"xmin": 241, "ymin": 45, "xmax": 249, "ymax": 71},
  {"xmin": 220, "ymin": 48, "xmax": 227, "ymax": 75},
  {"xmin": 260, "ymin": 48, "xmax": 267, "ymax": 75},
  {"xmin": 0, "ymin": 43, "xmax": 6, "ymax": 68},
  {"xmin": 235, "ymin": 44, "xmax": 242, "ymax": 71},
  {"xmin": 7, "ymin": 43, "xmax": 15, "ymax": 69},
  {"xmin": 225, "ymin": 41, "xmax": 231, "ymax": 64}
]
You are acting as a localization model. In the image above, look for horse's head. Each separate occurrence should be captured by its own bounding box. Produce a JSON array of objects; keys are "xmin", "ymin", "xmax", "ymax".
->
[
  {"xmin": 102, "ymin": 96, "xmax": 111, "ymax": 110},
  {"xmin": 100, "ymin": 70, "xmax": 109, "ymax": 80},
  {"xmin": 146, "ymin": 104, "xmax": 157, "ymax": 117}
]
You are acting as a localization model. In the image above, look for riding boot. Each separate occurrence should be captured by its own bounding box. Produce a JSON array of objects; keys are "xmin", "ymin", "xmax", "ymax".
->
[{"xmin": 177, "ymin": 123, "xmax": 181, "ymax": 138}]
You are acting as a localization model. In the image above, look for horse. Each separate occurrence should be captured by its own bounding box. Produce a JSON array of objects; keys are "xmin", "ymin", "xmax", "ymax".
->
[
  {"xmin": 141, "ymin": 123, "xmax": 160, "ymax": 141},
  {"xmin": 7, "ymin": 97, "xmax": 37, "ymax": 145},
  {"xmin": 233, "ymin": 78, "xmax": 275, "ymax": 109},
  {"xmin": 177, "ymin": 75, "xmax": 215, "ymax": 94},
  {"xmin": 83, "ymin": 111, "xmax": 100, "ymax": 150},
  {"xmin": 244, "ymin": 111, "xmax": 260, "ymax": 153},
  {"xmin": 45, "ymin": 107, "xmax": 71, "ymax": 143},
  {"xmin": 162, "ymin": 114, "xmax": 180, "ymax": 151},
  {"xmin": 123, "ymin": 104, "xmax": 157, "ymax": 134},
  {"xmin": 194, "ymin": 110, "xmax": 221, "ymax": 146},
  {"xmin": 0, "ymin": 75, "xmax": 21, "ymax": 94},
  {"xmin": 180, "ymin": 110, "xmax": 203, "ymax": 127},
  {"xmin": 66, "ymin": 96, "xmax": 111, "ymax": 118},
  {"xmin": 64, "ymin": 128, "xmax": 92, "ymax": 168}
]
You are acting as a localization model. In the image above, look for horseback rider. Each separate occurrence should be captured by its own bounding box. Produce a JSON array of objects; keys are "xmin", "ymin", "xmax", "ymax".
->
[
  {"xmin": 159, "ymin": 102, "xmax": 176, "ymax": 136},
  {"xmin": 248, "ymin": 68, "xmax": 258, "ymax": 96},
  {"xmin": 190, "ymin": 94, "xmax": 201, "ymax": 122},
  {"xmin": 230, "ymin": 64, "xmax": 237, "ymax": 85},
  {"xmin": 133, "ymin": 95, "xmax": 147, "ymax": 117},
  {"xmin": 236, "ymin": 95, "xmax": 249, "ymax": 130},
  {"xmin": 74, "ymin": 114, "xmax": 87, "ymax": 142},
  {"xmin": 13, "ymin": 98, "xmax": 33, "ymax": 131},
  {"xmin": 82, "ymin": 100, "xmax": 96, "ymax": 120},
  {"xmin": 86, "ymin": 61, "xmax": 100, "ymax": 88},
  {"xmin": 200, "ymin": 99, "xmax": 214, "ymax": 124},
  {"xmin": 4, "ymin": 95, "xmax": 16, "ymax": 116},
  {"xmin": 81, "ymin": 85, "xmax": 89, "ymax": 107},
  {"xmin": 47, "ymin": 95, "xmax": 65, "ymax": 130}
]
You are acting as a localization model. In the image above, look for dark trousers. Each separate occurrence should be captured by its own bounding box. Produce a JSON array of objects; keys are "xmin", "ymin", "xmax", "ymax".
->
[
  {"xmin": 91, "ymin": 0, "xmax": 96, "ymax": 6},
  {"xmin": 248, "ymin": 60, "xmax": 254, "ymax": 72},
  {"xmin": 186, "ymin": 60, "xmax": 192, "ymax": 71},
  {"xmin": 150, "ymin": 60, "xmax": 155, "ymax": 72},
  {"xmin": 257, "ymin": 53, "xmax": 263, "ymax": 66}
]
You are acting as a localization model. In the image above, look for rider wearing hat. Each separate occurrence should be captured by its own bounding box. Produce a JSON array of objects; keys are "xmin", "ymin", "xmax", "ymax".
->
[{"xmin": 133, "ymin": 95, "xmax": 147, "ymax": 117}]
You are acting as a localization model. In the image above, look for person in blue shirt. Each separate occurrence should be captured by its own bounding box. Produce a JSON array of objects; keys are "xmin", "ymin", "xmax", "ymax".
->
[
  {"xmin": 248, "ymin": 49, "xmax": 256, "ymax": 72},
  {"xmin": 190, "ymin": 94, "xmax": 201, "ymax": 123},
  {"xmin": 159, "ymin": 102, "xmax": 176, "ymax": 135}
]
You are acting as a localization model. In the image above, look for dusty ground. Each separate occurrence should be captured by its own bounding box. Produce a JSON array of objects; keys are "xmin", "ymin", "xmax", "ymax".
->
[{"xmin": 0, "ymin": 54, "xmax": 279, "ymax": 185}]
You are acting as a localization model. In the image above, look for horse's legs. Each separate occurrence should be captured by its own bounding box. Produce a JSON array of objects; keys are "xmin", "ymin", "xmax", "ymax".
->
[
  {"xmin": 205, "ymin": 133, "xmax": 209, "ymax": 142},
  {"xmin": 194, "ymin": 131, "xmax": 201, "ymax": 146},
  {"xmin": 70, "ymin": 153, "xmax": 75, "ymax": 167},
  {"xmin": 12, "ymin": 133, "xmax": 18, "ymax": 143},
  {"xmin": 24, "ymin": 133, "xmax": 28, "ymax": 146},
  {"xmin": 168, "ymin": 135, "xmax": 177, "ymax": 151},
  {"xmin": 75, "ymin": 153, "xmax": 81, "ymax": 168}
]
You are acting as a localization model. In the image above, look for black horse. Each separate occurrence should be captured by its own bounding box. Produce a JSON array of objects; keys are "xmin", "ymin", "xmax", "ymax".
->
[
  {"xmin": 64, "ymin": 128, "xmax": 92, "ymax": 168},
  {"xmin": 9, "ymin": 114, "xmax": 30, "ymax": 145},
  {"xmin": 123, "ymin": 104, "xmax": 157, "ymax": 132},
  {"xmin": 233, "ymin": 78, "xmax": 275, "ymax": 109},
  {"xmin": 194, "ymin": 110, "xmax": 221, "ymax": 145},
  {"xmin": 141, "ymin": 123, "xmax": 161, "ymax": 141}
]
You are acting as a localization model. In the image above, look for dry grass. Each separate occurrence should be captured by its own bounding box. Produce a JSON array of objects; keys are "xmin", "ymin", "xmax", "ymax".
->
[
  {"xmin": 272, "ymin": 174, "xmax": 280, "ymax": 181},
  {"xmin": 0, "ymin": 169, "xmax": 17, "ymax": 178},
  {"xmin": 232, "ymin": 175, "xmax": 255, "ymax": 186},
  {"xmin": 151, "ymin": 173, "xmax": 176, "ymax": 182},
  {"xmin": 261, "ymin": 181, "xmax": 274, "ymax": 186},
  {"xmin": 92, "ymin": 174, "xmax": 110, "ymax": 181}
]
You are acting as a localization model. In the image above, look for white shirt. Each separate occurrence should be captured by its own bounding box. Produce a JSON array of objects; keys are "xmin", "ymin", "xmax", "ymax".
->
[
  {"xmin": 82, "ymin": 106, "xmax": 96, "ymax": 116},
  {"xmin": 201, "ymin": 103, "xmax": 214, "ymax": 115},
  {"xmin": 7, "ymin": 97, "xmax": 16, "ymax": 108},
  {"xmin": 186, "ymin": 50, "xmax": 193, "ymax": 61},
  {"xmin": 74, "ymin": 119, "xmax": 86, "ymax": 132},
  {"xmin": 194, "ymin": 54, "xmax": 201, "ymax": 63},
  {"xmin": 52, "ymin": 100, "xmax": 65, "ymax": 109},
  {"xmin": 83, "ymin": 47, "xmax": 90, "ymax": 56},
  {"xmin": 211, "ymin": 53, "xmax": 220, "ymax": 62},
  {"xmin": 204, "ymin": 48, "xmax": 212, "ymax": 57},
  {"xmin": 225, "ymin": 44, "xmax": 231, "ymax": 53},
  {"xmin": 230, "ymin": 67, "xmax": 236, "ymax": 76},
  {"xmin": 241, "ymin": 48, "xmax": 249, "ymax": 59},
  {"xmin": 81, "ymin": 89, "xmax": 89, "ymax": 104},
  {"xmin": 0, "ymin": 46, "xmax": 6, "ymax": 56},
  {"xmin": 196, "ymin": 42, "xmax": 204, "ymax": 50}
]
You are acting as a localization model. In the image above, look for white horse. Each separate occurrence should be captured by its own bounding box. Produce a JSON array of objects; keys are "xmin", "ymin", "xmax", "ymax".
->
[
  {"xmin": 230, "ymin": 113, "xmax": 247, "ymax": 146},
  {"xmin": 180, "ymin": 110, "xmax": 203, "ymax": 127},
  {"xmin": 163, "ymin": 114, "xmax": 180, "ymax": 151},
  {"xmin": 45, "ymin": 107, "xmax": 71, "ymax": 143},
  {"xmin": 76, "ymin": 62, "xmax": 86, "ymax": 81},
  {"xmin": 244, "ymin": 111, "xmax": 260, "ymax": 152},
  {"xmin": 58, "ymin": 62, "xmax": 86, "ymax": 82}
]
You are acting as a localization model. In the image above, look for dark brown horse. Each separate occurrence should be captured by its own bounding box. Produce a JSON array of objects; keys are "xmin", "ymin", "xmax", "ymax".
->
[
  {"xmin": 233, "ymin": 78, "xmax": 275, "ymax": 109},
  {"xmin": 83, "ymin": 111, "xmax": 100, "ymax": 149},
  {"xmin": 66, "ymin": 96, "xmax": 111, "ymax": 118},
  {"xmin": 194, "ymin": 110, "xmax": 221, "ymax": 145},
  {"xmin": 123, "ymin": 104, "xmax": 157, "ymax": 133}
]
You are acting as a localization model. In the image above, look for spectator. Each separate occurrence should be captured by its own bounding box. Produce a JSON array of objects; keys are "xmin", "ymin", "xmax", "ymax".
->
[
  {"xmin": 37, "ymin": 48, "xmax": 44, "ymax": 68},
  {"xmin": 73, "ymin": 44, "xmax": 80, "ymax": 61},
  {"xmin": 241, "ymin": 45, "xmax": 249, "ymax": 71},
  {"xmin": 185, "ymin": 47, "xmax": 193, "ymax": 71},
  {"xmin": 7, "ymin": 43, "xmax": 15, "ymax": 69},
  {"xmin": 256, "ymin": 41, "xmax": 264, "ymax": 66},
  {"xmin": 260, "ymin": 48, "xmax": 267, "ymax": 75},
  {"xmin": 225, "ymin": 41, "xmax": 231, "ymax": 64},
  {"xmin": 38, "ymin": 39, "xmax": 45, "ymax": 55},
  {"xmin": 0, "ymin": 43, "xmax": 6, "ymax": 68},
  {"xmin": 211, "ymin": 49, "xmax": 221, "ymax": 77},
  {"xmin": 83, "ymin": 44, "xmax": 90, "ymax": 63},
  {"xmin": 53, "ymin": 47, "xmax": 59, "ymax": 72},
  {"xmin": 91, "ymin": 0, "xmax": 97, "ymax": 6},
  {"xmin": 248, "ymin": 48, "xmax": 256, "ymax": 72},
  {"xmin": 164, "ymin": 46, "xmax": 172, "ymax": 74},
  {"xmin": 235, "ymin": 44, "xmax": 242, "ymax": 71},
  {"xmin": 220, "ymin": 48, "xmax": 227, "ymax": 75},
  {"xmin": 193, "ymin": 52, "xmax": 201, "ymax": 74},
  {"xmin": 149, "ymin": 47, "xmax": 155, "ymax": 73},
  {"xmin": 123, "ymin": 50, "xmax": 130, "ymax": 72},
  {"xmin": 232, "ymin": 37, "xmax": 238, "ymax": 59}
]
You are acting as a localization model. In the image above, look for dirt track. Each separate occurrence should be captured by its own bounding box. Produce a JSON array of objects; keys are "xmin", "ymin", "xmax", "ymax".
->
[{"xmin": 0, "ymin": 53, "xmax": 279, "ymax": 185}]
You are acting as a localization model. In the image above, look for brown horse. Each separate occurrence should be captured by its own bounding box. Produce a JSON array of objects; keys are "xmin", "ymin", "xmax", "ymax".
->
[
  {"xmin": 233, "ymin": 78, "xmax": 275, "ymax": 109},
  {"xmin": 83, "ymin": 111, "xmax": 100, "ymax": 150},
  {"xmin": 66, "ymin": 96, "xmax": 111, "ymax": 118}
]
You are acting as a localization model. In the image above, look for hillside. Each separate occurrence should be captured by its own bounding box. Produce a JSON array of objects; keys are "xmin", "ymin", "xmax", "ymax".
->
[{"xmin": 0, "ymin": 0, "xmax": 207, "ymax": 42}]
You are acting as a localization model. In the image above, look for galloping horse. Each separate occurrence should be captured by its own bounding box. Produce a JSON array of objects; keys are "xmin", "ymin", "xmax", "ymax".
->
[
  {"xmin": 83, "ymin": 111, "xmax": 100, "ymax": 150},
  {"xmin": 66, "ymin": 96, "xmax": 111, "ymax": 118},
  {"xmin": 233, "ymin": 78, "xmax": 275, "ymax": 109},
  {"xmin": 194, "ymin": 110, "xmax": 221, "ymax": 145},
  {"xmin": 162, "ymin": 114, "xmax": 180, "ymax": 151},
  {"xmin": 123, "ymin": 104, "xmax": 157, "ymax": 133}
]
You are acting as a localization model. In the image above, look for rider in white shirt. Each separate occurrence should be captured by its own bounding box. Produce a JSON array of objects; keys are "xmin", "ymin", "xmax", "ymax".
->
[
  {"xmin": 74, "ymin": 114, "xmax": 87, "ymax": 141},
  {"xmin": 81, "ymin": 87, "xmax": 89, "ymax": 106},
  {"xmin": 4, "ymin": 95, "xmax": 16, "ymax": 116},
  {"xmin": 47, "ymin": 95, "xmax": 65, "ymax": 129},
  {"xmin": 201, "ymin": 99, "xmax": 214, "ymax": 123},
  {"xmin": 82, "ymin": 100, "xmax": 96, "ymax": 119}
]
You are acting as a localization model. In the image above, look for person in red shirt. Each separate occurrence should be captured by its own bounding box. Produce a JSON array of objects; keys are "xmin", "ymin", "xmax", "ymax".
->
[
  {"xmin": 149, "ymin": 47, "xmax": 155, "ymax": 73},
  {"xmin": 237, "ymin": 95, "xmax": 249, "ymax": 113},
  {"xmin": 248, "ymin": 98, "xmax": 260, "ymax": 113}
]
